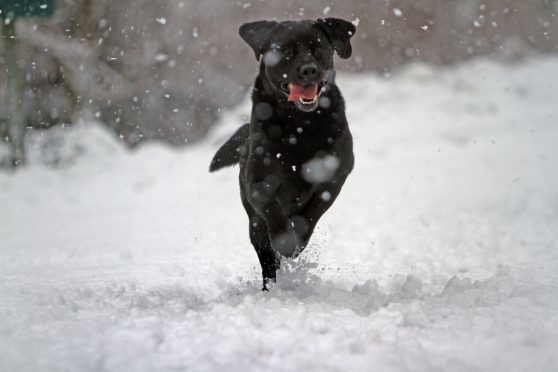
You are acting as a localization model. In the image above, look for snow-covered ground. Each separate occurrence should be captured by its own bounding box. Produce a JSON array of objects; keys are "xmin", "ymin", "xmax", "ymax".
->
[{"xmin": 1, "ymin": 56, "xmax": 558, "ymax": 372}]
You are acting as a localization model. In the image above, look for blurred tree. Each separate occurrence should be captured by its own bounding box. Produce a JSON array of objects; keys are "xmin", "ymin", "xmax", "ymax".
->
[
  {"xmin": 0, "ymin": 0, "xmax": 55, "ymax": 167},
  {"xmin": 1, "ymin": 0, "xmax": 557, "ymax": 168},
  {"xmin": 0, "ymin": 0, "xmax": 54, "ymax": 19}
]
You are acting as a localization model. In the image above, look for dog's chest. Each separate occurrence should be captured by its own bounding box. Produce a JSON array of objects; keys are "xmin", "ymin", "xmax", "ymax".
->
[{"xmin": 263, "ymin": 115, "xmax": 340, "ymax": 151}]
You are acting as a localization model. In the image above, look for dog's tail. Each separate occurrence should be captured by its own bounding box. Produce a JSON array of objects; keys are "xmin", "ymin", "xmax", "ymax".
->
[{"xmin": 209, "ymin": 123, "xmax": 250, "ymax": 172}]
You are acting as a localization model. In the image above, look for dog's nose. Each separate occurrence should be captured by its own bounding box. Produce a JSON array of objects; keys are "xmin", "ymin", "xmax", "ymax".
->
[{"xmin": 298, "ymin": 63, "xmax": 320, "ymax": 80}]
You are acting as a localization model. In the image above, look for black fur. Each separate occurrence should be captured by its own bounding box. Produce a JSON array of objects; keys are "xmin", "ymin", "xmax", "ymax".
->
[{"xmin": 210, "ymin": 18, "xmax": 356, "ymax": 290}]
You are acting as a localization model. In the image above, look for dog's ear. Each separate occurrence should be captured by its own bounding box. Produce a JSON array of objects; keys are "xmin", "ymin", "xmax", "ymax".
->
[
  {"xmin": 239, "ymin": 20, "xmax": 280, "ymax": 60},
  {"xmin": 316, "ymin": 18, "xmax": 356, "ymax": 59}
]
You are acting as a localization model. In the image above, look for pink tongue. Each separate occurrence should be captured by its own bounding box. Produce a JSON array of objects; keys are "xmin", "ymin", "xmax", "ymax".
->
[{"xmin": 288, "ymin": 84, "xmax": 318, "ymax": 102}]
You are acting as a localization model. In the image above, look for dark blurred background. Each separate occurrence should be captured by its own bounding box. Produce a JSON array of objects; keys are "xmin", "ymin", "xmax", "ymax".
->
[{"xmin": 1, "ymin": 0, "xmax": 557, "ymax": 166}]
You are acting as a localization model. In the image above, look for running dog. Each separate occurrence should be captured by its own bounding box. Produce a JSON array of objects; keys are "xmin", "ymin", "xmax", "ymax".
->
[{"xmin": 210, "ymin": 18, "xmax": 356, "ymax": 289}]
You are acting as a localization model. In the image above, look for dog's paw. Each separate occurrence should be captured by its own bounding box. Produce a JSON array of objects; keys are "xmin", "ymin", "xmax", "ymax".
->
[{"xmin": 262, "ymin": 277, "xmax": 276, "ymax": 291}]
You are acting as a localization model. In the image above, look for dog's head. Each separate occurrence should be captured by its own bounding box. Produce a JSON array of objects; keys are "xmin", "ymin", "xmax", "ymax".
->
[{"xmin": 240, "ymin": 18, "xmax": 356, "ymax": 112}]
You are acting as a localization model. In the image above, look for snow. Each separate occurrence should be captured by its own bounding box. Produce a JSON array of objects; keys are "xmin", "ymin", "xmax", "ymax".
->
[
  {"xmin": 2, "ymin": 56, "xmax": 558, "ymax": 371},
  {"xmin": 302, "ymin": 155, "xmax": 340, "ymax": 183}
]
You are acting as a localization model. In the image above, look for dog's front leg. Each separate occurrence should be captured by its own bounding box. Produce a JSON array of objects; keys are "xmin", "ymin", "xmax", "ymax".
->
[
  {"xmin": 246, "ymin": 180, "xmax": 300, "ymax": 258},
  {"xmin": 296, "ymin": 175, "xmax": 350, "ymax": 249}
]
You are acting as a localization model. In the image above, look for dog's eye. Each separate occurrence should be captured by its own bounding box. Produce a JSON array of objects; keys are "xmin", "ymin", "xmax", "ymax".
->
[
  {"xmin": 315, "ymin": 48, "xmax": 333, "ymax": 65},
  {"xmin": 282, "ymin": 47, "xmax": 294, "ymax": 59},
  {"xmin": 313, "ymin": 48, "xmax": 323, "ymax": 60}
]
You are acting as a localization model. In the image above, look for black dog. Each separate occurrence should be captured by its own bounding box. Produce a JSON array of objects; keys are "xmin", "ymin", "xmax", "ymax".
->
[{"xmin": 210, "ymin": 18, "xmax": 356, "ymax": 289}]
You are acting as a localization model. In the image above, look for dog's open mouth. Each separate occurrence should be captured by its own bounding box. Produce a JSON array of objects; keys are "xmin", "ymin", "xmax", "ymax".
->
[
  {"xmin": 281, "ymin": 83, "xmax": 322, "ymax": 111},
  {"xmin": 287, "ymin": 83, "xmax": 318, "ymax": 104}
]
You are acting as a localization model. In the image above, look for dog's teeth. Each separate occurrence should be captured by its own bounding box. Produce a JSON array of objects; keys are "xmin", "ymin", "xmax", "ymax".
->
[{"xmin": 298, "ymin": 97, "xmax": 317, "ymax": 105}]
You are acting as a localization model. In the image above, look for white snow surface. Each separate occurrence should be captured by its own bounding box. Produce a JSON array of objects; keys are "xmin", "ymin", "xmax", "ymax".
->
[{"xmin": 2, "ymin": 56, "xmax": 558, "ymax": 372}]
